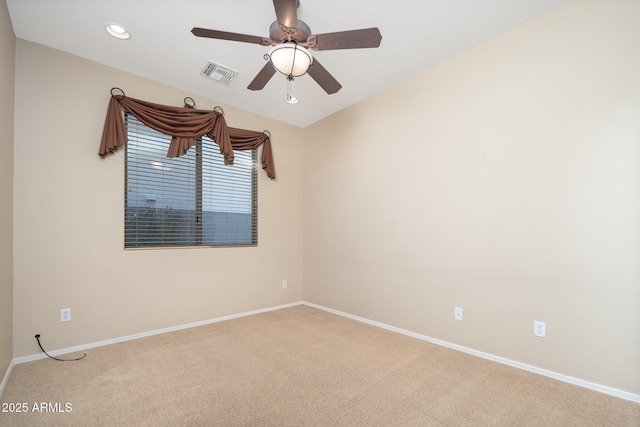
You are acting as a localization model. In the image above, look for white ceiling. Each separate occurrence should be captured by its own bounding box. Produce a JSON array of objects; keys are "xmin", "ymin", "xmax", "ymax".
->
[{"xmin": 7, "ymin": 0, "xmax": 569, "ymax": 128}]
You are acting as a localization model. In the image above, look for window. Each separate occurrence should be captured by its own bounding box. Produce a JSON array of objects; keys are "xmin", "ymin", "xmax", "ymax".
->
[{"xmin": 124, "ymin": 114, "xmax": 257, "ymax": 248}]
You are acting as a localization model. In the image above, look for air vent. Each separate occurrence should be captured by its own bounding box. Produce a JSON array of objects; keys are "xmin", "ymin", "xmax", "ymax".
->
[{"xmin": 200, "ymin": 60, "xmax": 238, "ymax": 84}]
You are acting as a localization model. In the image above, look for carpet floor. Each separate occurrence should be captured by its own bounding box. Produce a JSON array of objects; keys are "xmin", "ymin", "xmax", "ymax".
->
[{"xmin": 1, "ymin": 305, "xmax": 638, "ymax": 426}]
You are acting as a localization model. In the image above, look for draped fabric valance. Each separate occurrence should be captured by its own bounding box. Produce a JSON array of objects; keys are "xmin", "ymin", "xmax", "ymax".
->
[{"xmin": 99, "ymin": 93, "xmax": 275, "ymax": 179}]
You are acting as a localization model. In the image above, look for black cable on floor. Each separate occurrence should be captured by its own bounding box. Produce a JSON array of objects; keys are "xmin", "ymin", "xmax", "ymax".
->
[{"xmin": 34, "ymin": 334, "xmax": 86, "ymax": 361}]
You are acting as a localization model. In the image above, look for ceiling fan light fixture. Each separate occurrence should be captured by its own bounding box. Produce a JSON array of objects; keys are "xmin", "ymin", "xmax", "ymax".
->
[{"xmin": 268, "ymin": 43, "xmax": 313, "ymax": 77}]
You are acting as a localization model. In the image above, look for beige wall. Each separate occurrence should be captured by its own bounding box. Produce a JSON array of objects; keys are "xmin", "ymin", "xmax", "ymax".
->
[
  {"xmin": 12, "ymin": 40, "xmax": 303, "ymax": 357},
  {"xmin": 303, "ymin": 0, "xmax": 640, "ymax": 394},
  {"xmin": 0, "ymin": 0, "xmax": 15, "ymax": 382}
]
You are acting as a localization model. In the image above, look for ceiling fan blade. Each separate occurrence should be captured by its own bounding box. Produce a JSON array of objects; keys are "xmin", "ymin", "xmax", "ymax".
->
[
  {"xmin": 247, "ymin": 62, "xmax": 277, "ymax": 91},
  {"xmin": 273, "ymin": 0, "xmax": 298, "ymax": 28},
  {"xmin": 307, "ymin": 59, "xmax": 342, "ymax": 94},
  {"xmin": 312, "ymin": 28, "xmax": 382, "ymax": 50},
  {"xmin": 191, "ymin": 27, "xmax": 267, "ymax": 45}
]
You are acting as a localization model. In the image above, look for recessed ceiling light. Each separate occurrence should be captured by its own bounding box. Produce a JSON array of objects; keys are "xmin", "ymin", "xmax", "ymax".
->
[{"xmin": 106, "ymin": 24, "xmax": 131, "ymax": 40}]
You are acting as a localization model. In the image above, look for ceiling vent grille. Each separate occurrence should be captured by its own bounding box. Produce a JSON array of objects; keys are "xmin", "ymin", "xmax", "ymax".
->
[{"xmin": 200, "ymin": 60, "xmax": 238, "ymax": 84}]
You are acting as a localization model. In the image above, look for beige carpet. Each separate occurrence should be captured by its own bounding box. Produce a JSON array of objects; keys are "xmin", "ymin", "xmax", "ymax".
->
[{"xmin": 1, "ymin": 305, "xmax": 638, "ymax": 426}]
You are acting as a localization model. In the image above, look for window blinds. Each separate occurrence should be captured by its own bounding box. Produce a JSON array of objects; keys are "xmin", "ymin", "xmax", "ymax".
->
[{"xmin": 125, "ymin": 114, "xmax": 257, "ymax": 248}]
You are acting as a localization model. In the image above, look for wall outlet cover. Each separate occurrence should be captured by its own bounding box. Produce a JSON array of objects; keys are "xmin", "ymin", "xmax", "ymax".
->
[{"xmin": 534, "ymin": 320, "xmax": 546, "ymax": 337}]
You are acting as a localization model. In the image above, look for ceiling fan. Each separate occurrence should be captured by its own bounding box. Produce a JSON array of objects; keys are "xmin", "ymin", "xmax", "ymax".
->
[{"xmin": 191, "ymin": 0, "xmax": 382, "ymax": 95}]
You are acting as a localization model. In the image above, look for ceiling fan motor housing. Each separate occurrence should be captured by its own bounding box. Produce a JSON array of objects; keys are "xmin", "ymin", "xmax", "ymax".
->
[{"xmin": 269, "ymin": 20, "xmax": 311, "ymax": 44}]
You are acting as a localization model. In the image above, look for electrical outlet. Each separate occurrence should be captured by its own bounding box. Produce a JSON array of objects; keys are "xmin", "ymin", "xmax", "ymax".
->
[
  {"xmin": 454, "ymin": 307, "xmax": 463, "ymax": 321},
  {"xmin": 60, "ymin": 308, "xmax": 71, "ymax": 322},
  {"xmin": 534, "ymin": 320, "xmax": 546, "ymax": 337},
  {"xmin": 282, "ymin": 279, "xmax": 287, "ymax": 289}
]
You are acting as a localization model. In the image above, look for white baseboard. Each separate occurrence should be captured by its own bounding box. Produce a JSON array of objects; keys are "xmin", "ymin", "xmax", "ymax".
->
[
  {"xmin": 14, "ymin": 301, "xmax": 304, "ymax": 365},
  {"xmin": 303, "ymin": 302, "xmax": 640, "ymax": 404},
  {"xmin": 0, "ymin": 358, "xmax": 15, "ymax": 398},
  {"xmin": 9, "ymin": 300, "xmax": 639, "ymax": 404}
]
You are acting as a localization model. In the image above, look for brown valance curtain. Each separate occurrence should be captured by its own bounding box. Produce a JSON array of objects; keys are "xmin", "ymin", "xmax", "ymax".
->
[{"xmin": 99, "ymin": 93, "xmax": 275, "ymax": 179}]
